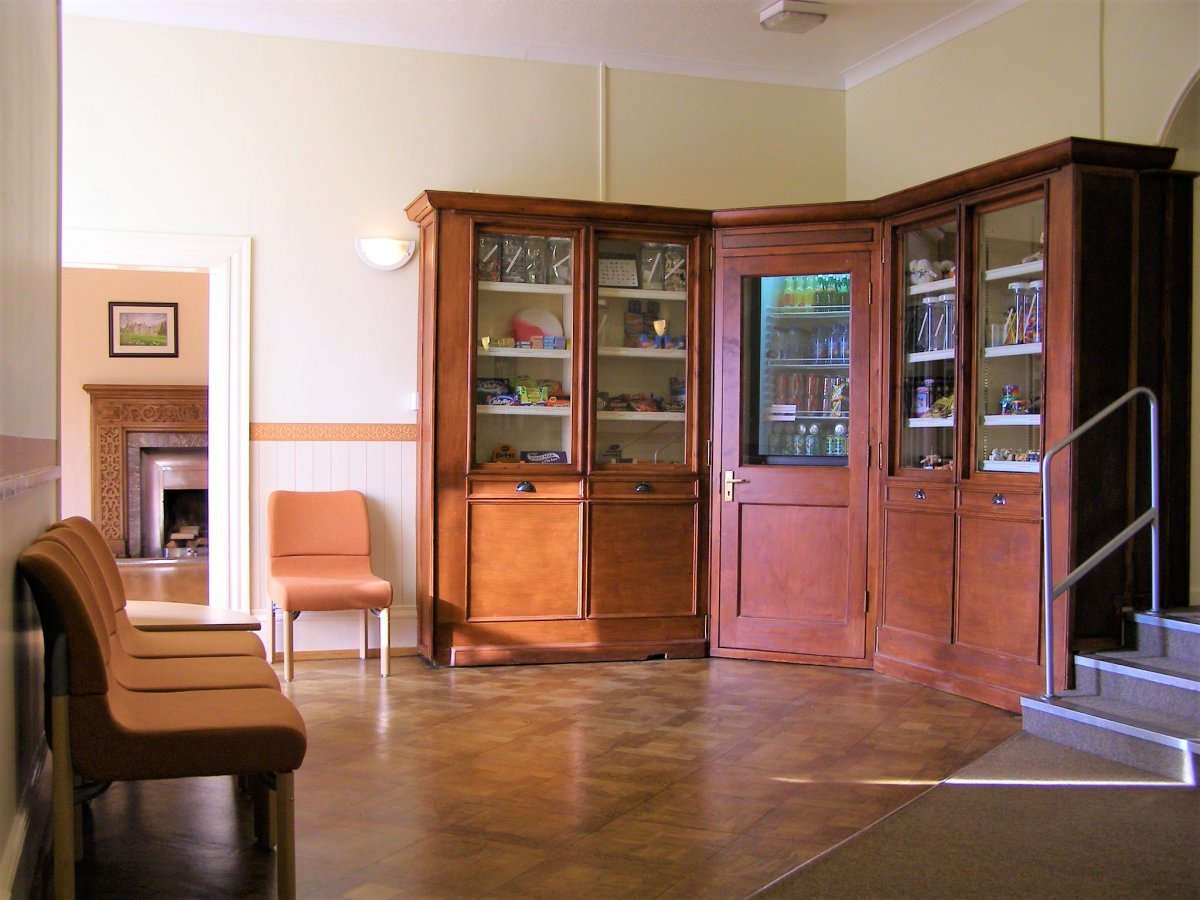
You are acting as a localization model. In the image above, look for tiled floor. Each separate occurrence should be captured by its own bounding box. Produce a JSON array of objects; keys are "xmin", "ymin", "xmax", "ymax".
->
[{"xmin": 65, "ymin": 655, "xmax": 1021, "ymax": 898}]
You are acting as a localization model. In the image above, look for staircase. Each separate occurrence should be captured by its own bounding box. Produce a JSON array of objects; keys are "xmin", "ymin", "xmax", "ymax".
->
[{"xmin": 1021, "ymin": 607, "xmax": 1200, "ymax": 784}]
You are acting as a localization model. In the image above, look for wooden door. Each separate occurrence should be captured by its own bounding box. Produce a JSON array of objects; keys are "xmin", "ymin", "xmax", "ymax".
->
[{"xmin": 712, "ymin": 251, "xmax": 873, "ymax": 663}]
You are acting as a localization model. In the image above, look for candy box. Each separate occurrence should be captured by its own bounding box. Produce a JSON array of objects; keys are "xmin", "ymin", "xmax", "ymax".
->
[{"xmin": 520, "ymin": 450, "xmax": 567, "ymax": 464}]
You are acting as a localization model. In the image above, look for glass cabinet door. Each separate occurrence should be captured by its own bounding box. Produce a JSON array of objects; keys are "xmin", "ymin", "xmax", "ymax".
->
[
  {"xmin": 898, "ymin": 219, "xmax": 958, "ymax": 471},
  {"xmin": 975, "ymin": 198, "xmax": 1045, "ymax": 473},
  {"xmin": 473, "ymin": 230, "xmax": 575, "ymax": 467},
  {"xmin": 594, "ymin": 238, "xmax": 689, "ymax": 466},
  {"xmin": 742, "ymin": 271, "xmax": 853, "ymax": 465}
]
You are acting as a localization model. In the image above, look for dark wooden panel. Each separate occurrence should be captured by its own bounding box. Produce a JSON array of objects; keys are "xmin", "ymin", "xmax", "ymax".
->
[
  {"xmin": 468, "ymin": 478, "xmax": 583, "ymax": 499},
  {"xmin": 956, "ymin": 487, "xmax": 1040, "ymax": 518},
  {"xmin": 588, "ymin": 479, "xmax": 697, "ymax": 499},
  {"xmin": 955, "ymin": 515, "xmax": 1042, "ymax": 662},
  {"xmin": 880, "ymin": 508, "xmax": 954, "ymax": 641},
  {"xmin": 738, "ymin": 504, "xmax": 849, "ymax": 625},
  {"xmin": 588, "ymin": 502, "xmax": 697, "ymax": 618},
  {"xmin": 884, "ymin": 482, "xmax": 954, "ymax": 508},
  {"xmin": 467, "ymin": 501, "xmax": 581, "ymax": 620},
  {"xmin": 719, "ymin": 227, "xmax": 875, "ymax": 250}
]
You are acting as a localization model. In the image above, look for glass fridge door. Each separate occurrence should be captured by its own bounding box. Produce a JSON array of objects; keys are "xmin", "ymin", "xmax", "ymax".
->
[
  {"xmin": 898, "ymin": 219, "xmax": 958, "ymax": 472},
  {"xmin": 976, "ymin": 197, "xmax": 1045, "ymax": 473},
  {"xmin": 594, "ymin": 238, "xmax": 689, "ymax": 466},
  {"xmin": 473, "ymin": 231, "xmax": 575, "ymax": 467},
  {"xmin": 742, "ymin": 272, "xmax": 853, "ymax": 465}
]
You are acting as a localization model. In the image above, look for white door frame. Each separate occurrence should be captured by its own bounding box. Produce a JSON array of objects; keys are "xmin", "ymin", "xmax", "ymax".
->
[{"xmin": 61, "ymin": 229, "xmax": 251, "ymax": 612}]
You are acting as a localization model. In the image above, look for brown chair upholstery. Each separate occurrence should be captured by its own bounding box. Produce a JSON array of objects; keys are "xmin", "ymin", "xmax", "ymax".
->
[
  {"xmin": 40, "ymin": 528, "xmax": 279, "ymax": 692},
  {"xmin": 53, "ymin": 516, "xmax": 266, "ymax": 659},
  {"xmin": 18, "ymin": 537, "xmax": 306, "ymax": 899},
  {"xmin": 267, "ymin": 490, "xmax": 393, "ymax": 681}
]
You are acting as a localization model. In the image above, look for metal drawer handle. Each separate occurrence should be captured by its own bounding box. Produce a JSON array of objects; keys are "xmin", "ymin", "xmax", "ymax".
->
[
  {"xmin": 992, "ymin": 493, "xmax": 1007, "ymax": 506},
  {"xmin": 914, "ymin": 489, "xmax": 926, "ymax": 500},
  {"xmin": 515, "ymin": 481, "xmax": 536, "ymax": 493},
  {"xmin": 634, "ymin": 482, "xmax": 654, "ymax": 493}
]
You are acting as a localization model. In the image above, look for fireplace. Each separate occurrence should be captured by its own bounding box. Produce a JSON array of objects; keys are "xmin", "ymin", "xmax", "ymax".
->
[
  {"xmin": 84, "ymin": 384, "xmax": 208, "ymax": 557},
  {"xmin": 140, "ymin": 448, "xmax": 208, "ymax": 557}
]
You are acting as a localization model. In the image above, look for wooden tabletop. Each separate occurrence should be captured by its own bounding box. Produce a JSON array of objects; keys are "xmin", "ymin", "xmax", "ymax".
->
[{"xmin": 125, "ymin": 599, "xmax": 261, "ymax": 631}]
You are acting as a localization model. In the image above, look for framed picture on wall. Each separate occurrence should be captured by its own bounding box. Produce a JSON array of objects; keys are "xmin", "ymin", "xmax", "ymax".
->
[{"xmin": 108, "ymin": 302, "xmax": 179, "ymax": 357}]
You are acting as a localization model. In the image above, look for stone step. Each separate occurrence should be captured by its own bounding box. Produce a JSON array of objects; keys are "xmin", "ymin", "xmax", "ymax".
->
[
  {"xmin": 1075, "ymin": 651, "xmax": 1200, "ymax": 719},
  {"xmin": 1128, "ymin": 608, "xmax": 1200, "ymax": 663},
  {"xmin": 1021, "ymin": 693, "xmax": 1199, "ymax": 784}
]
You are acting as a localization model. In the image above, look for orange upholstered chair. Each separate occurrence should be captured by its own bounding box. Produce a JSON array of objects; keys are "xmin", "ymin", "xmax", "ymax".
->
[
  {"xmin": 267, "ymin": 490, "xmax": 393, "ymax": 681},
  {"xmin": 52, "ymin": 516, "xmax": 266, "ymax": 659},
  {"xmin": 18, "ymin": 537, "xmax": 306, "ymax": 899}
]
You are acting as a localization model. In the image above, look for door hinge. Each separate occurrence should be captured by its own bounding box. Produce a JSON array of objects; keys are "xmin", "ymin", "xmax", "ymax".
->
[
  {"xmin": 868, "ymin": 282, "xmax": 873, "ymax": 305},
  {"xmin": 877, "ymin": 441, "xmax": 883, "ymax": 471},
  {"xmin": 709, "ymin": 245, "xmax": 715, "ymax": 271},
  {"xmin": 874, "ymin": 624, "xmax": 881, "ymax": 653},
  {"xmin": 705, "ymin": 439, "xmax": 712, "ymax": 469},
  {"xmin": 881, "ymin": 236, "xmax": 886, "ymax": 266}
]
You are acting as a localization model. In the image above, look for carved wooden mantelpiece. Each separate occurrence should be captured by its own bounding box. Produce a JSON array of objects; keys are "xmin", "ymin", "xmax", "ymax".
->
[{"xmin": 84, "ymin": 384, "xmax": 207, "ymax": 556}]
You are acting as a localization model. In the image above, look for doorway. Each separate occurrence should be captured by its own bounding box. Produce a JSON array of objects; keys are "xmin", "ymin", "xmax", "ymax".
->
[{"xmin": 61, "ymin": 230, "xmax": 252, "ymax": 612}]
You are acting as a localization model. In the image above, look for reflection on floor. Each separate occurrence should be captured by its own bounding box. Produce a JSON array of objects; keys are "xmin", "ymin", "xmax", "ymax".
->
[
  {"xmin": 56, "ymin": 656, "xmax": 1021, "ymax": 898},
  {"xmin": 116, "ymin": 558, "xmax": 208, "ymax": 605}
]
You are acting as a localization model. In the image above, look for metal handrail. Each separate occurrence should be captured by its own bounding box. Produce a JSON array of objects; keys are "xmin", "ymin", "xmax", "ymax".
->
[{"xmin": 1041, "ymin": 386, "xmax": 1160, "ymax": 700}]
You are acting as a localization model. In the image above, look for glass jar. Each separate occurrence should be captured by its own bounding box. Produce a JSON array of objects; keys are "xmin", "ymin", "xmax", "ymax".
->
[
  {"xmin": 662, "ymin": 244, "xmax": 687, "ymax": 292},
  {"xmin": 1025, "ymin": 279, "xmax": 1043, "ymax": 343},
  {"xmin": 547, "ymin": 237, "xmax": 572, "ymax": 285},
  {"xmin": 639, "ymin": 244, "xmax": 665, "ymax": 290},
  {"xmin": 524, "ymin": 237, "xmax": 547, "ymax": 284},
  {"xmin": 501, "ymin": 235, "xmax": 526, "ymax": 283},
  {"xmin": 477, "ymin": 234, "xmax": 501, "ymax": 282}
]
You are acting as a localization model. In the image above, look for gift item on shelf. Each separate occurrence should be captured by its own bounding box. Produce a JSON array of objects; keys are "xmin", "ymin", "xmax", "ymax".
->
[
  {"xmin": 511, "ymin": 307, "xmax": 564, "ymax": 343},
  {"xmin": 1000, "ymin": 384, "xmax": 1022, "ymax": 415}
]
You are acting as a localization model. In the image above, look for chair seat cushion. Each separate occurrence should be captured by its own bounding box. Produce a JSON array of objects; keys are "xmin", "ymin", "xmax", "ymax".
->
[
  {"xmin": 267, "ymin": 556, "xmax": 392, "ymax": 611},
  {"xmin": 117, "ymin": 615, "xmax": 267, "ymax": 659},
  {"xmin": 71, "ymin": 685, "xmax": 307, "ymax": 782},
  {"xmin": 110, "ymin": 651, "xmax": 280, "ymax": 692}
]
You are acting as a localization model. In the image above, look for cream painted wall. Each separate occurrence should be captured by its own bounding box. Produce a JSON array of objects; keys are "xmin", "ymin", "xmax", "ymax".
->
[
  {"xmin": 605, "ymin": 68, "xmax": 845, "ymax": 208},
  {"xmin": 1, "ymin": 1, "xmax": 58, "ymax": 894},
  {"xmin": 844, "ymin": 0, "xmax": 1102, "ymax": 199},
  {"xmin": 59, "ymin": 267, "xmax": 209, "ymax": 520}
]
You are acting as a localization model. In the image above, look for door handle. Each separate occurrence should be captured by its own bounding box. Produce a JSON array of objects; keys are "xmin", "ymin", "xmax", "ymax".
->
[{"xmin": 723, "ymin": 470, "xmax": 747, "ymax": 502}]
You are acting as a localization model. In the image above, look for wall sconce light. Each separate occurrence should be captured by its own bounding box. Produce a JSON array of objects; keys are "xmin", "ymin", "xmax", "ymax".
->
[
  {"xmin": 355, "ymin": 237, "xmax": 416, "ymax": 270},
  {"xmin": 759, "ymin": 0, "xmax": 828, "ymax": 33}
]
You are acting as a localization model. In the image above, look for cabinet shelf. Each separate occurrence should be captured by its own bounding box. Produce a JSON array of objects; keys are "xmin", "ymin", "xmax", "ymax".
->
[
  {"xmin": 478, "ymin": 348, "xmax": 571, "ymax": 359},
  {"xmin": 907, "ymin": 348, "xmax": 955, "ymax": 363},
  {"xmin": 766, "ymin": 305, "xmax": 851, "ymax": 317},
  {"xmin": 980, "ymin": 459, "xmax": 1040, "ymax": 473},
  {"xmin": 598, "ymin": 287, "xmax": 687, "ymax": 302},
  {"xmin": 983, "ymin": 341, "xmax": 1042, "ymax": 358},
  {"xmin": 983, "ymin": 260, "xmax": 1043, "ymax": 281},
  {"xmin": 597, "ymin": 410, "xmax": 686, "ymax": 422},
  {"xmin": 597, "ymin": 347, "xmax": 686, "ymax": 360},
  {"xmin": 766, "ymin": 358, "xmax": 850, "ymax": 369},
  {"xmin": 479, "ymin": 280, "xmax": 572, "ymax": 296},
  {"xmin": 476, "ymin": 404, "xmax": 570, "ymax": 417},
  {"xmin": 907, "ymin": 277, "xmax": 956, "ymax": 296},
  {"xmin": 907, "ymin": 417, "xmax": 954, "ymax": 428},
  {"xmin": 983, "ymin": 414, "xmax": 1040, "ymax": 427}
]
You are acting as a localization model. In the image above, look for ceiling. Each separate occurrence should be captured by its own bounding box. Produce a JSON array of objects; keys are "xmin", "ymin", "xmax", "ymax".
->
[{"xmin": 62, "ymin": 0, "xmax": 1026, "ymax": 90}]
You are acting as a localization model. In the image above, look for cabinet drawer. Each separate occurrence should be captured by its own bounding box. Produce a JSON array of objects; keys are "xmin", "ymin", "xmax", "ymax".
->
[
  {"xmin": 589, "ymin": 479, "xmax": 698, "ymax": 499},
  {"xmin": 957, "ymin": 488, "xmax": 1040, "ymax": 518},
  {"xmin": 468, "ymin": 478, "xmax": 583, "ymax": 499},
  {"xmin": 884, "ymin": 483, "xmax": 954, "ymax": 508}
]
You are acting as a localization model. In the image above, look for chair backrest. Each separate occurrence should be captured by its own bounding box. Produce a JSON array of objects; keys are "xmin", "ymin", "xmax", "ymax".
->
[
  {"xmin": 43, "ymin": 526, "xmax": 121, "ymax": 639},
  {"xmin": 268, "ymin": 490, "xmax": 372, "ymax": 559},
  {"xmin": 54, "ymin": 516, "xmax": 130, "ymax": 613},
  {"xmin": 18, "ymin": 539, "xmax": 112, "ymax": 697}
]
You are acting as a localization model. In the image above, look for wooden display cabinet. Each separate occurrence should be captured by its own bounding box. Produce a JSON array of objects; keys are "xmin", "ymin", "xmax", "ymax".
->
[
  {"xmin": 406, "ymin": 192, "xmax": 711, "ymax": 666},
  {"xmin": 873, "ymin": 143, "xmax": 1193, "ymax": 709}
]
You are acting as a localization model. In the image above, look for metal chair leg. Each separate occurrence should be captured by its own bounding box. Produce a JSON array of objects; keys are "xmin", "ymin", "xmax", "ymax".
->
[
  {"xmin": 379, "ymin": 608, "xmax": 390, "ymax": 677},
  {"xmin": 274, "ymin": 771, "xmax": 296, "ymax": 900}
]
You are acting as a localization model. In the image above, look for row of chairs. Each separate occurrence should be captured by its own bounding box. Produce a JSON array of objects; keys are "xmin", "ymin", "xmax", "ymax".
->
[{"xmin": 18, "ymin": 517, "xmax": 307, "ymax": 899}]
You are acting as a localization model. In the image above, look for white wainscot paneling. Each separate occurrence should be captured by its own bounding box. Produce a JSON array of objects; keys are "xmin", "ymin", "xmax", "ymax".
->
[{"xmin": 251, "ymin": 439, "xmax": 418, "ymax": 657}]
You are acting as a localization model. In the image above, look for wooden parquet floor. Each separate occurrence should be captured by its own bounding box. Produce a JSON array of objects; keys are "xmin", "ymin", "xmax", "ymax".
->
[{"xmin": 65, "ymin": 655, "xmax": 1021, "ymax": 898}]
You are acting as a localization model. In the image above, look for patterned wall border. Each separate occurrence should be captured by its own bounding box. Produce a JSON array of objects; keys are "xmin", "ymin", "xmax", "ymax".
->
[{"xmin": 250, "ymin": 423, "xmax": 419, "ymax": 442}]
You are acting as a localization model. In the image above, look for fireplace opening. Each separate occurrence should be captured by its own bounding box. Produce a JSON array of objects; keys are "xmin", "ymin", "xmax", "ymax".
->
[{"xmin": 140, "ymin": 448, "xmax": 208, "ymax": 558}]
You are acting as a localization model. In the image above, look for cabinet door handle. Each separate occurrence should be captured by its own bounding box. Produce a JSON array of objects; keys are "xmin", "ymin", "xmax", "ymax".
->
[
  {"xmin": 914, "ymin": 489, "xmax": 926, "ymax": 500},
  {"xmin": 515, "ymin": 481, "xmax": 536, "ymax": 493},
  {"xmin": 634, "ymin": 481, "xmax": 654, "ymax": 493},
  {"xmin": 992, "ymin": 493, "xmax": 1007, "ymax": 506}
]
